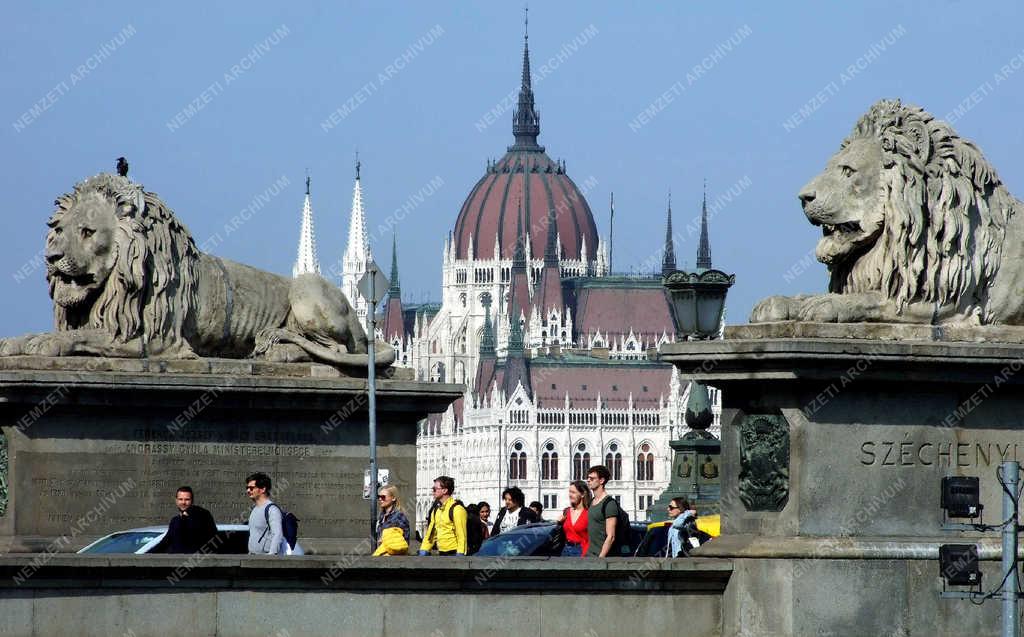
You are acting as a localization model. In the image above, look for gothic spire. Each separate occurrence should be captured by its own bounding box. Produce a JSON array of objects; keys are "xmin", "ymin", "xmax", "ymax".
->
[
  {"xmin": 544, "ymin": 206, "xmax": 558, "ymax": 265},
  {"xmin": 342, "ymin": 160, "xmax": 372, "ymax": 321},
  {"xmin": 697, "ymin": 180, "xmax": 712, "ymax": 271},
  {"xmin": 389, "ymin": 232, "xmax": 401, "ymax": 296},
  {"xmin": 661, "ymin": 191, "xmax": 677, "ymax": 276},
  {"xmin": 512, "ymin": 198, "xmax": 527, "ymax": 268},
  {"xmin": 292, "ymin": 171, "xmax": 321, "ymax": 277},
  {"xmin": 479, "ymin": 292, "xmax": 496, "ymax": 356},
  {"xmin": 509, "ymin": 7, "xmax": 542, "ymax": 152},
  {"xmin": 609, "ymin": 192, "xmax": 614, "ymax": 273}
]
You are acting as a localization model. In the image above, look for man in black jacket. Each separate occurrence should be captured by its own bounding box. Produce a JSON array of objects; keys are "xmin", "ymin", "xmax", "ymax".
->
[
  {"xmin": 490, "ymin": 486, "xmax": 539, "ymax": 537},
  {"xmin": 153, "ymin": 486, "xmax": 218, "ymax": 553}
]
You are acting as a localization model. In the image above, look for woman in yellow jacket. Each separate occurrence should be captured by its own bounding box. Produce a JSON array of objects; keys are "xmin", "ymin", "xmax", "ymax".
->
[{"xmin": 373, "ymin": 485, "xmax": 411, "ymax": 556}]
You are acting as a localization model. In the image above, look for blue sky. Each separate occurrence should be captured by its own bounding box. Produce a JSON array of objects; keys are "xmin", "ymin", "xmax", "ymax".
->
[{"xmin": 3, "ymin": 2, "xmax": 1024, "ymax": 335}]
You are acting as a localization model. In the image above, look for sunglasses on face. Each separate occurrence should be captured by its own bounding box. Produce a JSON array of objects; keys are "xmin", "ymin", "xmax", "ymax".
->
[
  {"xmin": 668, "ymin": 505, "xmax": 680, "ymax": 510},
  {"xmin": 378, "ymin": 495, "xmax": 388, "ymax": 500}
]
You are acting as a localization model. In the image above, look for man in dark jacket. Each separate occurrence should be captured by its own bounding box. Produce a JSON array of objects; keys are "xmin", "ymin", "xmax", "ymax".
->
[
  {"xmin": 153, "ymin": 486, "xmax": 218, "ymax": 553},
  {"xmin": 490, "ymin": 486, "xmax": 539, "ymax": 537}
]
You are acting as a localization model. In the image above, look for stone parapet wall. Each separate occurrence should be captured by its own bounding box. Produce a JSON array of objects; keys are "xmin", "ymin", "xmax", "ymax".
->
[{"xmin": 0, "ymin": 556, "xmax": 730, "ymax": 637}]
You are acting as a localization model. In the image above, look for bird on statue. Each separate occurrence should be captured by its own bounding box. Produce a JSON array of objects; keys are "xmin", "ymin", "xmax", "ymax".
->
[{"xmin": 116, "ymin": 157, "xmax": 129, "ymax": 178}]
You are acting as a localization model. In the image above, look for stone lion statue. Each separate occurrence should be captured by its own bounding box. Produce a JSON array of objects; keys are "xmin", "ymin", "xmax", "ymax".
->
[
  {"xmin": 752, "ymin": 99, "xmax": 1024, "ymax": 325},
  {"xmin": 0, "ymin": 174, "xmax": 394, "ymax": 369}
]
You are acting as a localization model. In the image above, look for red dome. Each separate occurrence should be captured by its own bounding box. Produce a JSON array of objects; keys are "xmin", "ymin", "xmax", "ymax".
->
[{"xmin": 452, "ymin": 150, "xmax": 598, "ymax": 261}]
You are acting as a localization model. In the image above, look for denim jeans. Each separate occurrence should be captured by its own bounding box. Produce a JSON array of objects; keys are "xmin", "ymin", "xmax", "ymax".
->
[{"xmin": 561, "ymin": 542, "xmax": 582, "ymax": 557}]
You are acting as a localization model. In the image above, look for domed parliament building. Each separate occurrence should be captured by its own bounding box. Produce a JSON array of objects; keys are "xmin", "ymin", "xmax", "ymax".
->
[{"xmin": 293, "ymin": 25, "xmax": 722, "ymax": 526}]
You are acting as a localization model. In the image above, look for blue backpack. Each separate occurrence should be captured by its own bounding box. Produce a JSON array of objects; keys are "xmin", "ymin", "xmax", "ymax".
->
[{"xmin": 262, "ymin": 503, "xmax": 299, "ymax": 550}]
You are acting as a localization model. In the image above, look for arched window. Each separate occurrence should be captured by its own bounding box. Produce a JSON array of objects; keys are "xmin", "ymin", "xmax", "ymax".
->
[
  {"xmin": 430, "ymin": 362, "xmax": 445, "ymax": 383},
  {"xmin": 509, "ymin": 440, "xmax": 527, "ymax": 480},
  {"xmin": 572, "ymin": 441, "xmax": 591, "ymax": 481},
  {"xmin": 636, "ymin": 442, "xmax": 655, "ymax": 481},
  {"xmin": 542, "ymin": 441, "xmax": 558, "ymax": 480},
  {"xmin": 605, "ymin": 442, "xmax": 622, "ymax": 480}
]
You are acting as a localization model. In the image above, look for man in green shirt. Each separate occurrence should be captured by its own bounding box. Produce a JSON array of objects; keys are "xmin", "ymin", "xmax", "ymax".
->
[{"xmin": 585, "ymin": 465, "xmax": 620, "ymax": 557}]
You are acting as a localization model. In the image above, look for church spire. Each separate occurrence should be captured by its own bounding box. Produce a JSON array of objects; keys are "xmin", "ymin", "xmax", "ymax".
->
[
  {"xmin": 389, "ymin": 232, "xmax": 401, "ymax": 296},
  {"xmin": 609, "ymin": 192, "xmax": 615, "ymax": 273},
  {"xmin": 293, "ymin": 170, "xmax": 321, "ymax": 277},
  {"xmin": 661, "ymin": 191, "xmax": 677, "ymax": 276},
  {"xmin": 342, "ymin": 159, "xmax": 372, "ymax": 322},
  {"xmin": 696, "ymin": 180, "xmax": 712, "ymax": 271},
  {"xmin": 509, "ymin": 7, "xmax": 542, "ymax": 152}
]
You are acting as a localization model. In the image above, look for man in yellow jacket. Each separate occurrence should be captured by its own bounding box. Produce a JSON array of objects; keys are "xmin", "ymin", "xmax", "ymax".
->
[{"xmin": 418, "ymin": 475, "xmax": 468, "ymax": 556}]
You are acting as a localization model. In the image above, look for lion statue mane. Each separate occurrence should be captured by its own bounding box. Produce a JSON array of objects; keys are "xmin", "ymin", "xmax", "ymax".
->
[
  {"xmin": 752, "ymin": 99, "xmax": 1024, "ymax": 325},
  {"xmin": 0, "ymin": 173, "xmax": 394, "ymax": 368}
]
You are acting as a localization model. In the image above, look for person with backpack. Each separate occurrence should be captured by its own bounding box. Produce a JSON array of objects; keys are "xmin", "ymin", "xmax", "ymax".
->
[
  {"xmin": 373, "ymin": 485, "xmax": 410, "ymax": 556},
  {"xmin": 489, "ymin": 486, "xmax": 538, "ymax": 537},
  {"xmin": 246, "ymin": 472, "xmax": 285, "ymax": 555},
  {"xmin": 418, "ymin": 475, "xmax": 468, "ymax": 556},
  {"xmin": 585, "ymin": 465, "xmax": 630, "ymax": 557}
]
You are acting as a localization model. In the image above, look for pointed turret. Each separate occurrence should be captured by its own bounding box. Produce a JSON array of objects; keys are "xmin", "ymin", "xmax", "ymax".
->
[
  {"xmin": 609, "ymin": 191, "xmax": 615, "ymax": 273},
  {"xmin": 535, "ymin": 206, "xmax": 564, "ymax": 328},
  {"xmin": 292, "ymin": 172, "xmax": 321, "ymax": 277},
  {"xmin": 382, "ymin": 232, "xmax": 405, "ymax": 342},
  {"xmin": 342, "ymin": 160, "xmax": 372, "ymax": 322},
  {"xmin": 661, "ymin": 191, "xmax": 677, "ymax": 276},
  {"xmin": 507, "ymin": 200, "xmax": 531, "ymax": 326},
  {"xmin": 509, "ymin": 8, "xmax": 543, "ymax": 152},
  {"xmin": 388, "ymin": 233, "xmax": 401, "ymax": 297},
  {"xmin": 696, "ymin": 180, "xmax": 712, "ymax": 271}
]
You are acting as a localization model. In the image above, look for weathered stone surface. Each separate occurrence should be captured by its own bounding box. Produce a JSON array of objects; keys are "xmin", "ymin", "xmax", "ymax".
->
[
  {"xmin": 728, "ymin": 321, "xmax": 1024, "ymax": 343},
  {"xmin": 0, "ymin": 358, "xmax": 461, "ymax": 553},
  {"xmin": 0, "ymin": 173, "xmax": 395, "ymax": 371},
  {"xmin": 0, "ymin": 556, "xmax": 730, "ymax": 637},
  {"xmin": 662, "ymin": 336, "xmax": 1024, "ymax": 634},
  {"xmin": 750, "ymin": 99, "xmax": 1024, "ymax": 327}
]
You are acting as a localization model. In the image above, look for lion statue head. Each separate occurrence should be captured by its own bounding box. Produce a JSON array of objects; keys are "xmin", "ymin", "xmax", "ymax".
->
[
  {"xmin": 799, "ymin": 99, "xmax": 1018, "ymax": 321},
  {"xmin": 46, "ymin": 173, "xmax": 198, "ymax": 351}
]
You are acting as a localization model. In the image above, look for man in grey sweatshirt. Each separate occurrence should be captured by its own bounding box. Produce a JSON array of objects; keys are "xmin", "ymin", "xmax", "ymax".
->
[{"xmin": 246, "ymin": 472, "xmax": 283, "ymax": 555}]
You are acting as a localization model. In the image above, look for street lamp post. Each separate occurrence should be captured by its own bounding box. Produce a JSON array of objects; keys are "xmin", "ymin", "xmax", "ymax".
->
[
  {"xmin": 651, "ymin": 268, "xmax": 734, "ymax": 522},
  {"xmin": 358, "ymin": 260, "xmax": 389, "ymax": 546}
]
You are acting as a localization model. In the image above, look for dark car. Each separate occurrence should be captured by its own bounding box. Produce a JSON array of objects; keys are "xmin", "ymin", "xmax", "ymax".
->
[
  {"xmin": 476, "ymin": 520, "xmax": 648, "ymax": 557},
  {"xmin": 476, "ymin": 522, "xmax": 564, "ymax": 557},
  {"xmin": 634, "ymin": 521, "xmax": 672, "ymax": 557}
]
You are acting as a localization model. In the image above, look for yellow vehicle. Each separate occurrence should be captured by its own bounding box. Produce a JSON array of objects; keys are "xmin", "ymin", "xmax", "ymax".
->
[
  {"xmin": 634, "ymin": 513, "xmax": 721, "ymax": 557},
  {"xmin": 696, "ymin": 513, "xmax": 720, "ymax": 538}
]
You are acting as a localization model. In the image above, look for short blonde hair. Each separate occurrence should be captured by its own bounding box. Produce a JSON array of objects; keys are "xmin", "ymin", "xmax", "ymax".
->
[{"xmin": 378, "ymin": 485, "xmax": 401, "ymax": 508}]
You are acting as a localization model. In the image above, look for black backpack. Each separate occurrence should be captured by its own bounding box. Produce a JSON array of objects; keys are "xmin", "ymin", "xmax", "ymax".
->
[
  {"xmin": 262, "ymin": 503, "xmax": 299, "ymax": 551},
  {"xmin": 600, "ymin": 498, "xmax": 632, "ymax": 555},
  {"xmin": 427, "ymin": 499, "xmax": 467, "ymax": 541}
]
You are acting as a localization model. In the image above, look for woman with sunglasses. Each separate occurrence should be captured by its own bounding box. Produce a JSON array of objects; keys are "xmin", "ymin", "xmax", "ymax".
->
[{"xmin": 373, "ymin": 485, "xmax": 411, "ymax": 556}]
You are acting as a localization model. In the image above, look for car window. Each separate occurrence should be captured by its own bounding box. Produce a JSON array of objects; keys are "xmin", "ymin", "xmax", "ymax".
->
[
  {"xmin": 81, "ymin": 531, "xmax": 164, "ymax": 554},
  {"xmin": 476, "ymin": 527, "xmax": 549, "ymax": 557}
]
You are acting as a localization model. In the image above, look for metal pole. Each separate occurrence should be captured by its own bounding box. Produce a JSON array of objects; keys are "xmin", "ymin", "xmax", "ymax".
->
[
  {"xmin": 368, "ymin": 285, "xmax": 378, "ymax": 547},
  {"xmin": 1001, "ymin": 460, "xmax": 1019, "ymax": 637}
]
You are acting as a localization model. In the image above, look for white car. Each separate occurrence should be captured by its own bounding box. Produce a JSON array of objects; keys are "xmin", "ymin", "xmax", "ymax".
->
[{"xmin": 77, "ymin": 524, "xmax": 303, "ymax": 555}]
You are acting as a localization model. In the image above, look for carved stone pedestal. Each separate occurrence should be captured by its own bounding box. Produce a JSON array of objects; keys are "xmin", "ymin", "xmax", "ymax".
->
[
  {"xmin": 661, "ymin": 325, "xmax": 1024, "ymax": 636},
  {"xmin": 0, "ymin": 356, "xmax": 461, "ymax": 554}
]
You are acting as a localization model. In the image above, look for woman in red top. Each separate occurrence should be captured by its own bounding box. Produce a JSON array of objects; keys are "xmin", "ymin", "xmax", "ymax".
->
[{"xmin": 559, "ymin": 480, "xmax": 592, "ymax": 557}]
